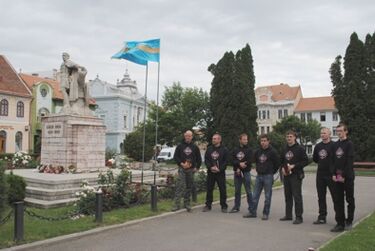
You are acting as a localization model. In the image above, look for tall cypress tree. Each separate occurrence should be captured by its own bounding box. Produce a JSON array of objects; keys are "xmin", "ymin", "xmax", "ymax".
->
[{"xmin": 208, "ymin": 44, "xmax": 258, "ymax": 150}]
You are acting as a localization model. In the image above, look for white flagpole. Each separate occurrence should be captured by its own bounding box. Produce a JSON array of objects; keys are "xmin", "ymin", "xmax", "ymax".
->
[
  {"xmin": 153, "ymin": 61, "xmax": 160, "ymax": 185},
  {"xmin": 141, "ymin": 63, "xmax": 149, "ymax": 185}
]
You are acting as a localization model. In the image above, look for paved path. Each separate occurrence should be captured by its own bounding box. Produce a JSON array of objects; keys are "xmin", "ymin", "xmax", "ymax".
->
[{"xmin": 16, "ymin": 174, "xmax": 375, "ymax": 251}]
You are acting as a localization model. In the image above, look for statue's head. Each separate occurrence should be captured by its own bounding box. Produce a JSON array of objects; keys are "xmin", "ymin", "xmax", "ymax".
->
[{"xmin": 62, "ymin": 52, "xmax": 70, "ymax": 61}]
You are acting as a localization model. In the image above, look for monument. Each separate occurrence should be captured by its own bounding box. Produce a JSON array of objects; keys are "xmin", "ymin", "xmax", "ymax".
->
[{"xmin": 40, "ymin": 53, "xmax": 106, "ymax": 172}]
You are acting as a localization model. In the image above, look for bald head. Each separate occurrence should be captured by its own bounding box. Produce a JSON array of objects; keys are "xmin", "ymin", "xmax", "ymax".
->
[{"xmin": 184, "ymin": 130, "xmax": 193, "ymax": 143}]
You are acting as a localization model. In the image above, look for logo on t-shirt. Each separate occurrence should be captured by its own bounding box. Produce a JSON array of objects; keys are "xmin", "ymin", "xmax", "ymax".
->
[
  {"xmin": 319, "ymin": 149, "xmax": 328, "ymax": 159},
  {"xmin": 259, "ymin": 153, "xmax": 267, "ymax": 163},
  {"xmin": 211, "ymin": 151, "xmax": 219, "ymax": 160},
  {"xmin": 336, "ymin": 147, "xmax": 344, "ymax": 159},
  {"xmin": 285, "ymin": 151, "xmax": 294, "ymax": 161},
  {"xmin": 183, "ymin": 146, "xmax": 192, "ymax": 156},
  {"xmin": 236, "ymin": 151, "xmax": 245, "ymax": 160}
]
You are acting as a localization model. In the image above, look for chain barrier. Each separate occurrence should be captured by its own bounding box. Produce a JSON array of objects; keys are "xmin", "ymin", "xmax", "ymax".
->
[
  {"xmin": 24, "ymin": 208, "xmax": 85, "ymax": 221},
  {"xmin": 0, "ymin": 210, "xmax": 12, "ymax": 225}
]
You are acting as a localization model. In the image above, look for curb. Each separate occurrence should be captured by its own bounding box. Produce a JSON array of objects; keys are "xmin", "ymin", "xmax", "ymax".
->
[{"xmin": 1, "ymin": 184, "xmax": 284, "ymax": 251}]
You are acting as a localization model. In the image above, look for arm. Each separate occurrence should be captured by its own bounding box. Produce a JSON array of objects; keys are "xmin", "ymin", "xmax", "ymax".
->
[
  {"xmin": 343, "ymin": 142, "xmax": 354, "ymax": 177},
  {"xmin": 271, "ymin": 150, "xmax": 281, "ymax": 174},
  {"xmin": 219, "ymin": 147, "xmax": 228, "ymax": 172},
  {"xmin": 232, "ymin": 149, "xmax": 240, "ymax": 171},
  {"xmin": 204, "ymin": 150, "xmax": 212, "ymax": 169},
  {"xmin": 312, "ymin": 145, "xmax": 319, "ymax": 163},
  {"xmin": 173, "ymin": 145, "xmax": 182, "ymax": 167},
  {"xmin": 293, "ymin": 147, "xmax": 309, "ymax": 171}
]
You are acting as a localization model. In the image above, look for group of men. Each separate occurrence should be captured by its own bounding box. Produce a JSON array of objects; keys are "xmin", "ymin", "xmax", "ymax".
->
[{"xmin": 171, "ymin": 123, "xmax": 354, "ymax": 233}]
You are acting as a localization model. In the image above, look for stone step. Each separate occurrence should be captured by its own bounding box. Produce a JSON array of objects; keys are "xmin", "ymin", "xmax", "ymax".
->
[{"xmin": 24, "ymin": 197, "xmax": 78, "ymax": 209}]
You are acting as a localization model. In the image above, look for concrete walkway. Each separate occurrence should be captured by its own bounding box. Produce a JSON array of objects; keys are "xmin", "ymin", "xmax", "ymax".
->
[{"xmin": 8, "ymin": 174, "xmax": 375, "ymax": 251}]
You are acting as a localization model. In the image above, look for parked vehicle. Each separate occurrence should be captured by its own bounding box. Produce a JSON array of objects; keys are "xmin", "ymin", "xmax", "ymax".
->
[{"xmin": 157, "ymin": 147, "xmax": 176, "ymax": 162}]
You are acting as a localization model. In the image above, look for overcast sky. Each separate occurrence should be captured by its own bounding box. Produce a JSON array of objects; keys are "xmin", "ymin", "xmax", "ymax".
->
[{"xmin": 1, "ymin": 0, "xmax": 374, "ymax": 102}]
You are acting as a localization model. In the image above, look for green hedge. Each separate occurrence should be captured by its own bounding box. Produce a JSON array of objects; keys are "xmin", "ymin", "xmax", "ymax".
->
[
  {"xmin": 6, "ymin": 172, "xmax": 26, "ymax": 204},
  {"xmin": 0, "ymin": 161, "xmax": 7, "ymax": 217}
]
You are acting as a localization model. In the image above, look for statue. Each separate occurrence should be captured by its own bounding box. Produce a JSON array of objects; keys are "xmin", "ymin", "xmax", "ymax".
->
[{"xmin": 60, "ymin": 52, "xmax": 92, "ymax": 115}]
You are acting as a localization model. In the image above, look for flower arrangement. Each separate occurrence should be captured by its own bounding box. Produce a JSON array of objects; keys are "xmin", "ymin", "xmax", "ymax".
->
[
  {"xmin": 37, "ymin": 164, "xmax": 65, "ymax": 174},
  {"xmin": 12, "ymin": 151, "xmax": 32, "ymax": 169}
]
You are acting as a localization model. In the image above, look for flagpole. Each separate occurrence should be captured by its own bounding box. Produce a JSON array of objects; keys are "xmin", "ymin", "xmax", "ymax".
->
[
  {"xmin": 153, "ymin": 61, "xmax": 160, "ymax": 185},
  {"xmin": 141, "ymin": 63, "xmax": 149, "ymax": 185}
]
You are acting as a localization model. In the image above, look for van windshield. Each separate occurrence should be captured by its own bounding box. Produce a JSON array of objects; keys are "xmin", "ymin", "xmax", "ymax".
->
[{"xmin": 159, "ymin": 152, "xmax": 169, "ymax": 156}]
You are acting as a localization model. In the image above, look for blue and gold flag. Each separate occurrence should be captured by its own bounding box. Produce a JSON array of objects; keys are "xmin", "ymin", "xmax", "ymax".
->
[{"xmin": 112, "ymin": 39, "xmax": 160, "ymax": 65}]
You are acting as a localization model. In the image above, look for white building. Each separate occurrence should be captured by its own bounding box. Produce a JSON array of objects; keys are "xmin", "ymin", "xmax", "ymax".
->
[
  {"xmin": 89, "ymin": 70, "xmax": 146, "ymax": 153},
  {"xmin": 255, "ymin": 83, "xmax": 303, "ymax": 135}
]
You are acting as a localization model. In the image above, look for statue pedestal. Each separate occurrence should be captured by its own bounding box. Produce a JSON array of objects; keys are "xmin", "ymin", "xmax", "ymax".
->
[{"xmin": 41, "ymin": 114, "xmax": 106, "ymax": 172}]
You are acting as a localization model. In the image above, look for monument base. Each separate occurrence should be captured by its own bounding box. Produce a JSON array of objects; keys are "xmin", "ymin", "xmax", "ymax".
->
[{"xmin": 41, "ymin": 114, "xmax": 106, "ymax": 173}]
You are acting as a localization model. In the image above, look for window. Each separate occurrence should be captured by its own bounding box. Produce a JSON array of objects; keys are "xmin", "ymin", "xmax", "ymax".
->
[
  {"xmin": 123, "ymin": 115, "xmax": 127, "ymax": 129},
  {"xmin": 260, "ymin": 126, "xmax": 265, "ymax": 134},
  {"xmin": 0, "ymin": 130, "xmax": 6, "ymax": 153},
  {"xmin": 307, "ymin": 113, "xmax": 312, "ymax": 121},
  {"xmin": 267, "ymin": 126, "xmax": 270, "ymax": 133},
  {"xmin": 278, "ymin": 109, "xmax": 282, "ymax": 119},
  {"xmin": 258, "ymin": 110, "xmax": 261, "ymax": 119},
  {"xmin": 332, "ymin": 112, "xmax": 338, "ymax": 121},
  {"xmin": 15, "ymin": 132, "xmax": 22, "ymax": 152},
  {"xmin": 300, "ymin": 113, "xmax": 306, "ymax": 122},
  {"xmin": 307, "ymin": 145, "xmax": 312, "ymax": 154},
  {"xmin": 17, "ymin": 101, "xmax": 24, "ymax": 117},
  {"xmin": 284, "ymin": 109, "xmax": 288, "ymax": 117},
  {"xmin": 262, "ymin": 110, "xmax": 266, "ymax": 120},
  {"xmin": 320, "ymin": 112, "xmax": 326, "ymax": 122},
  {"xmin": 332, "ymin": 127, "xmax": 337, "ymax": 136},
  {"xmin": 0, "ymin": 99, "xmax": 8, "ymax": 116},
  {"xmin": 137, "ymin": 107, "xmax": 142, "ymax": 124},
  {"xmin": 40, "ymin": 87, "xmax": 48, "ymax": 97},
  {"xmin": 267, "ymin": 110, "xmax": 270, "ymax": 119}
]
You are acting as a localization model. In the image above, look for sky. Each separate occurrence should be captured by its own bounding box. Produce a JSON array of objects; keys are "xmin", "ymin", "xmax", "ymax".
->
[{"xmin": 1, "ymin": 0, "xmax": 374, "ymax": 102}]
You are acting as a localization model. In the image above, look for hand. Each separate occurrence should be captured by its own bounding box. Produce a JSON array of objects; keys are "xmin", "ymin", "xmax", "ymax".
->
[
  {"xmin": 236, "ymin": 170, "xmax": 241, "ymax": 176},
  {"xmin": 287, "ymin": 164, "xmax": 295, "ymax": 171},
  {"xmin": 211, "ymin": 166, "xmax": 219, "ymax": 173},
  {"xmin": 239, "ymin": 162, "xmax": 247, "ymax": 169},
  {"xmin": 332, "ymin": 175, "xmax": 337, "ymax": 182}
]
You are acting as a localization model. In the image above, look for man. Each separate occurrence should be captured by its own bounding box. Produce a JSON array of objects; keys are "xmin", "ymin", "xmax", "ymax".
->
[
  {"xmin": 172, "ymin": 130, "xmax": 202, "ymax": 212},
  {"xmin": 280, "ymin": 130, "xmax": 308, "ymax": 224},
  {"xmin": 247, "ymin": 134, "xmax": 280, "ymax": 220},
  {"xmin": 203, "ymin": 133, "xmax": 229, "ymax": 213},
  {"xmin": 313, "ymin": 127, "xmax": 336, "ymax": 224},
  {"xmin": 330, "ymin": 123, "xmax": 355, "ymax": 232},
  {"xmin": 230, "ymin": 133, "xmax": 253, "ymax": 214}
]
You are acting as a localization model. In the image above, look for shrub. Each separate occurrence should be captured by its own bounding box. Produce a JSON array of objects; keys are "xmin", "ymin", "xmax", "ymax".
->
[
  {"xmin": 0, "ymin": 161, "xmax": 7, "ymax": 217},
  {"xmin": 194, "ymin": 170, "xmax": 207, "ymax": 192},
  {"xmin": 12, "ymin": 151, "xmax": 32, "ymax": 169},
  {"xmin": 6, "ymin": 172, "xmax": 26, "ymax": 204}
]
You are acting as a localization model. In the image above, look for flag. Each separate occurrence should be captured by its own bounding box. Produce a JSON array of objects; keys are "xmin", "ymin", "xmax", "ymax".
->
[{"xmin": 112, "ymin": 39, "xmax": 160, "ymax": 65}]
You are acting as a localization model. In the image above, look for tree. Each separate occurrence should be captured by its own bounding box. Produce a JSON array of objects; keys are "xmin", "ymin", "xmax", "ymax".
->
[
  {"xmin": 123, "ymin": 123, "xmax": 154, "ymax": 161},
  {"xmin": 208, "ymin": 44, "xmax": 258, "ymax": 150},
  {"xmin": 330, "ymin": 32, "xmax": 375, "ymax": 161}
]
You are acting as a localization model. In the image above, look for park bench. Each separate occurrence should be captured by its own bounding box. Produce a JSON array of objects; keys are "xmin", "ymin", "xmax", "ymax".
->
[{"xmin": 353, "ymin": 162, "xmax": 375, "ymax": 169}]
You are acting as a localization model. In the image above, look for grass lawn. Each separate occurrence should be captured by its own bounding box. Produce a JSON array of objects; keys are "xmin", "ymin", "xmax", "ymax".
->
[
  {"xmin": 320, "ymin": 211, "xmax": 375, "ymax": 251},
  {"xmin": 0, "ymin": 179, "xmax": 282, "ymax": 248}
]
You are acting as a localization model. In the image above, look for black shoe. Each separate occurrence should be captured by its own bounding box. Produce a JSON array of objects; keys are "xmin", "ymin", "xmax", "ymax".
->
[
  {"xmin": 279, "ymin": 216, "xmax": 293, "ymax": 221},
  {"xmin": 229, "ymin": 207, "xmax": 239, "ymax": 213},
  {"xmin": 261, "ymin": 214, "xmax": 269, "ymax": 220},
  {"xmin": 221, "ymin": 208, "xmax": 228, "ymax": 213},
  {"xmin": 202, "ymin": 206, "xmax": 211, "ymax": 212},
  {"xmin": 293, "ymin": 218, "xmax": 303, "ymax": 224},
  {"xmin": 313, "ymin": 218, "xmax": 326, "ymax": 224},
  {"xmin": 345, "ymin": 222, "xmax": 353, "ymax": 230},
  {"xmin": 331, "ymin": 224, "xmax": 345, "ymax": 232},
  {"xmin": 243, "ymin": 212, "xmax": 257, "ymax": 218}
]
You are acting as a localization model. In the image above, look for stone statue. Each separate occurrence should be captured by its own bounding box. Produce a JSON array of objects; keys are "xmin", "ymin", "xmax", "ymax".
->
[{"xmin": 60, "ymin": 52, "xmax": 92, "ymax": 116}]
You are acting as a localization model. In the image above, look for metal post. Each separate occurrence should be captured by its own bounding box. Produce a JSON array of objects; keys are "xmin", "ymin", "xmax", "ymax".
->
[
  {"xmin": 151, "ymin": 185, "xmax": 157, "ymax": 211},
  {"xmin": 95, "ymin": 191, "xmax": 103, "ymax": 223},
  {"xmin": 14, "ymin": 201, "xmax": 24, "ymax": 242}
]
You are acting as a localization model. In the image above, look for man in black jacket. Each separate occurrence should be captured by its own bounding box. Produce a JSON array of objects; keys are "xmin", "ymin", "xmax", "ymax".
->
[
  {"xmin": 280, "ymin": 130, "xmax": 308, "ymax": 224},
  {"xmin": 172, "ymin": 130, "xmax": 202, "ymax": 212},
  {"xmin": 313, "ymin": 127, "xmax": 336, "ymax": 224},
  {"xmin": 330, "ymin": 123, "xmax": 355, "ymax": 232},
  {"xmin": 247, "ymin": 134, "xmax": 280, "ymax": 220},
  {"xmin": 229, "ymin": 133, "xmax": 253, "ymax": 214},
  {"xmin": 203, "ymin": 133, "xmax": 229, "ymax": 213}
]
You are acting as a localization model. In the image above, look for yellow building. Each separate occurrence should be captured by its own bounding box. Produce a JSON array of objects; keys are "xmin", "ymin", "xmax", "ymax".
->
[{"xmin": 0, "ymin": 55, "xmax": 32, "ymax": 153}]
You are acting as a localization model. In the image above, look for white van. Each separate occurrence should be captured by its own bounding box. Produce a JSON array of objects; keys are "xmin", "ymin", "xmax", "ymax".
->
[{"xmin": 157, "ymin": 147, "xmax": 176, "ymax": 162}]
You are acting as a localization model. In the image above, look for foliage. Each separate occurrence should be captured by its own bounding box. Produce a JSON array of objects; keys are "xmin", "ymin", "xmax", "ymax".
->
[
  {"xmin": 330, "ymin": 32, "xmax": 375, "ymax": 161},
  {"xmin": 11, "ymin": 151, "xmax": 33, "ymax": 169},
  {"xmin": 6, "ymin": 172, "xmax": 26, "ymax": 204},
  {"xmin": 208, "ymin": 44, "xmax": 258, "ymax": 150},
  {"xmin": 105, "ymin": 148, "xmax": 117, "ymax": 162},
  {"xmin": 124, "ymin": 123, "xmax": 155, "ymax": 161},
  {"xmin": 272, "ymin": 115, "xmax": 321, "ymax": 147},
  {"xmin": 194, "ymin": 170, "xmax": 207, "ymax": 192},
  {"xmin": 265, "ymin": 131, "xmax": 285, "ymax": 156},
  {"xmin": 0, "ymin": 161, "xmax": 7, "ymax": 217}
]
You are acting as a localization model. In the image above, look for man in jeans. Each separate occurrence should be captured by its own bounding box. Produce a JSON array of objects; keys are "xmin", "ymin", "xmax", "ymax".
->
[
  {"xmin": 229, "ymin": 133, "xmax": 253, "ymax": 214},
  {"xmin": 247, "ymin": 134, "xmax": 280, "ymax": 220}
]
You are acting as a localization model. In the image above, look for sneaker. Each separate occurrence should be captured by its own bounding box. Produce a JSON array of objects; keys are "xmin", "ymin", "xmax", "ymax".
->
[
  {"xmin": 243, "ymin": 212, "xmax": 257, "ymax": 218},
  {"xmin": 313, "ymin": 218, "xmax": 326, "ymax": 224},
  {"xmin": 202, "ymin": 206, "xmax": 211, "ymax": 212},
  {"xmin": 293, "ymin": 217, "xmax": 303, "ymax": 224},
  {"xmin": 261, "ymin": 214, "xmax": 269, "ymax": 220},
  {"xmin": 171, "ymin": 206, "xmax": 180, "ymax": 212},
  {"xmin": 229, "ymin": 207, "xmax": 240, "ymax": 213},
  {"xmin": 330, "ymin": 224, "xmax": 345, "ymax": 232},
  {"xmin": 221, "ymin": 208, "xmax": 228, "ymax": 213},
  {"xmin": 345, "ymin": 222, "xmax": 353, "ymax": 230},
  {"xmin": 279, "ymin": 216, "xmax": 293, "ymax": 221}
]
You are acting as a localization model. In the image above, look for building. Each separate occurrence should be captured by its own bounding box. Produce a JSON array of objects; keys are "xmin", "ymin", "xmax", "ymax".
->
[
  {"xmin": 19, "ymin": 73, "xmax": 64, "ymax": 154},
  {"xmin": 89, "ymin": 70, "xmax": 146, "ymax": 153},
  {"xmin": 0, "ymin": 55, "xmax": 32, "ymax": 153},
  {"xmin": 294, "ymin": 96, "xmax": 340, "ymax": 139},
  {"xmin": 255, "ymin": 83, "xmax": 303, "ymax": 135}
]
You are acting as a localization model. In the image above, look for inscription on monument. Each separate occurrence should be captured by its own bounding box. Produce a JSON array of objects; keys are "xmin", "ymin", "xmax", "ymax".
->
[{"xmin": 44, "ymin": 122, "xmax": 64, "ymax": 137}]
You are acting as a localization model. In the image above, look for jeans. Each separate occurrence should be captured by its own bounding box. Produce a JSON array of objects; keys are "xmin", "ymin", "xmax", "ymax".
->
[
  {"xmin": 233, "ymin": 171, "xmax": 252, "ymax": 211},
  {"xmin": 174, "ymin": 167, "xmax": 194, "ymax": 207},
  {"xmin": 283, "ymin": 173, "xmax": 303, "ymax": 219},
  {"xmin": 205, "ymin": 172, "xmax": 228, "ymax": 209},
  {"xmin": 250, "ymin": 174, "xmax": 273, "ymax": 216}
]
